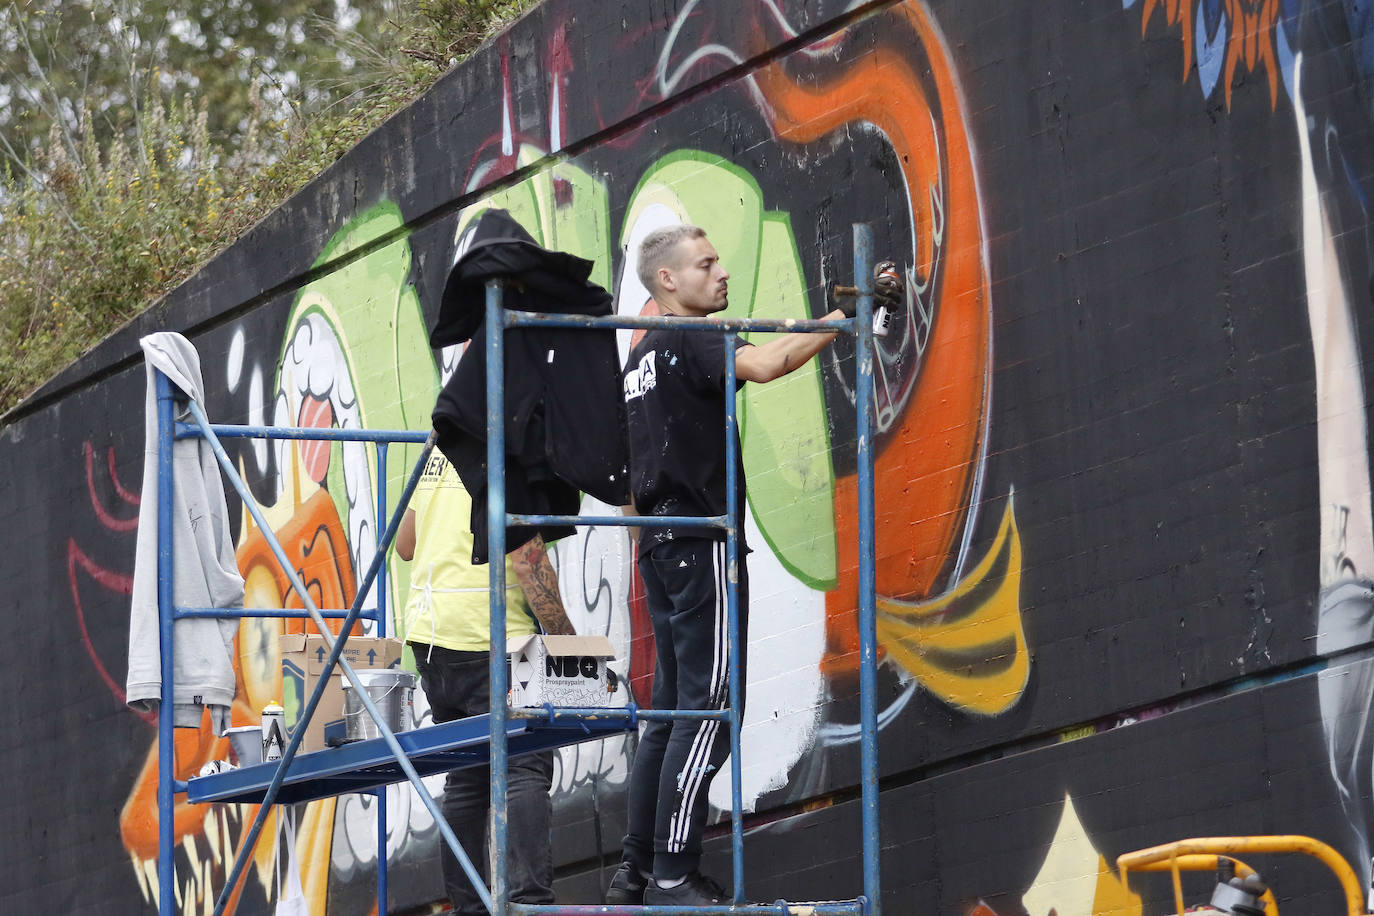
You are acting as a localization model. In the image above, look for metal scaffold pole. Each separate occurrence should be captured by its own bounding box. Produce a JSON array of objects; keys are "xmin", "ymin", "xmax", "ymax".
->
[
  {"xmin": 487, "ymin": 277, "xmax": 512, "ymax": 916},
  {"xmin": 852, "ymin": 222, "xmax": 882, "ymax": 914},
  {"xmin": 155, "ymin": 372, "xmax": 176, "ymax": 916}
]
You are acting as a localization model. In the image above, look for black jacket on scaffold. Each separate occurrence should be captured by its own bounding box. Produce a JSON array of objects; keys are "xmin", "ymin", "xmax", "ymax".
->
[{"xmin": 431, "ymin": 208, "xmax": 631, "ymax": 564}]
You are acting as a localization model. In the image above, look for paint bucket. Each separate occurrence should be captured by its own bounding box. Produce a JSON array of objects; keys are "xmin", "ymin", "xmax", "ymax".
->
[
  {"xmin": 226, "ymin": 725, "xmax": 263, "ymax": 766},
  {"xmin": 342, "ymin": 670, "xmax": 417, "ymax": 741}
]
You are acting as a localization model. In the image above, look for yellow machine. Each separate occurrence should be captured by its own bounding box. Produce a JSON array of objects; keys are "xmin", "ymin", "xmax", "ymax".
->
[{"xmin": 1117, "ymin": 836, "xmax": 1369, "ymax": 916}]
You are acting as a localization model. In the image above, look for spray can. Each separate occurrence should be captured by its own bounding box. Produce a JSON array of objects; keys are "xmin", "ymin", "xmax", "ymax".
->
[
  {"xmin": 872, "ymin": 264, "xmax": 901, "ymax": 338},
  {"xmin": 261, "ymin": 701, "xmax": 285, "ymax": 762}
]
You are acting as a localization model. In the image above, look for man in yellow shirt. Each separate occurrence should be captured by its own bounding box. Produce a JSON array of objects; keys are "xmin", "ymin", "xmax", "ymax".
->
[{"xmin": 397, "ymin": 451, "xmax": 573, "ymax": 914}]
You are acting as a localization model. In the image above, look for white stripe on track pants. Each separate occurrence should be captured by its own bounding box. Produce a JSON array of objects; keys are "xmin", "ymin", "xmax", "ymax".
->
[{"xmin": 621, "ymin": 538, "xmax": 749, "ymax": 879}]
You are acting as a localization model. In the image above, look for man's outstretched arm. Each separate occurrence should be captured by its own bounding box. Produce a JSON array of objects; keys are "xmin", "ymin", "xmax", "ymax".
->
[
  {"xmin": 736, "ymin": 260, "xmax": 904, "ymax": 384},
  {"xmin": 734, "ymin": 308, "xmax": 845, "ymax": 383},
  {"xmin": 511, "ymin": 534, "xmax": 576, "ymax": 636}
]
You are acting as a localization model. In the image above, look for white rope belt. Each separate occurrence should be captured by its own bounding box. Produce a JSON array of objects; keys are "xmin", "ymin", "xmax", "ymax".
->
[{"xmin": 407, "ymin": 565, "xmax": 521, "ymax": 662}]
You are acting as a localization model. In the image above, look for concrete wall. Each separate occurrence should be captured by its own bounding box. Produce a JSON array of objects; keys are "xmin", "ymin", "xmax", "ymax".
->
[{"xmin": 4, "ymin": 0, "xmax": 1374, "ymax": 912}]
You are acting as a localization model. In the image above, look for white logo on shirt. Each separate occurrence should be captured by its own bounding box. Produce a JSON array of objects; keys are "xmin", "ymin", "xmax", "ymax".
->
[{"xmin": 623, "ymin": 350, "xmax": 657, "ymax": 401}]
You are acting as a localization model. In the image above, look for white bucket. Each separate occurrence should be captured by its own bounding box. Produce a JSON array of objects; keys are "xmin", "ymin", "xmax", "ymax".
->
[
  {"xmin": 225, "ymin": 725, "xmax": 263, "ymax": 766},
  {"xmin": 342, "ymin": 669, "xmax": 417, "ymax": 741}
]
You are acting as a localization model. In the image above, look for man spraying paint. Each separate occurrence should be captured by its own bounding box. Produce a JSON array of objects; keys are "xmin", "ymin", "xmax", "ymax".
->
[{"xmin": 609, "ymin": 224, "xmax": 903, "ymax": 906}]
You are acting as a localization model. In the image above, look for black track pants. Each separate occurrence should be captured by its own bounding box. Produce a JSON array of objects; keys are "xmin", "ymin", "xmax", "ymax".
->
[
  {"xmin": 622, "ymin": 538, "xmax": 749, "ymax": 879},
  {"xmin": 411, "ymin": 645, "xmax": 554, "ymax": 913}
]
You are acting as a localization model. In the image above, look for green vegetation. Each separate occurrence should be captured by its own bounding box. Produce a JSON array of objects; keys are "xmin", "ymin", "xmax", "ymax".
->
[{"xmin": 0, "ymin": 0, "xmax": 535, "ymax": 414}]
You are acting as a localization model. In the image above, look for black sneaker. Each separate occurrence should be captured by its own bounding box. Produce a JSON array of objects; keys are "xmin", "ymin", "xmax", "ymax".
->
[
  {"xmin": 644, "ymin": 871, "xmax": 730, "ymax": 906},
  {"xmin": 605, "ymin": 861, "xmax": 648, "ymax": 905}
]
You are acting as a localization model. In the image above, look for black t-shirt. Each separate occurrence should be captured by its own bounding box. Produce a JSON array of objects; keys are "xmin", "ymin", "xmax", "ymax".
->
[{"xmin": 622, "ymin": 323, "xmax": 750, "ymax": 552}]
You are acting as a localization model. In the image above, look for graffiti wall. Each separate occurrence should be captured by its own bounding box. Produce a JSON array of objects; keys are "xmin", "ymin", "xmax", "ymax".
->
[{"xmin": 3, "ymin": 0, "xmax": 1374, "ymax": 912}]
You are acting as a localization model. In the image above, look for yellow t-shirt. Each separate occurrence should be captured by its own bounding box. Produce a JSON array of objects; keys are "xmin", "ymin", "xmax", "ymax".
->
[{"xmin": 401, "ymin": 453, "xmax": 537, "ymax": 651}]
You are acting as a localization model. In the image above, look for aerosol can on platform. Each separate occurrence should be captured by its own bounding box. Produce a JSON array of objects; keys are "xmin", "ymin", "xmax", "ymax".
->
[{"xmin": 261, "ymin": 701, "xmax": 285, "ymax": 762}]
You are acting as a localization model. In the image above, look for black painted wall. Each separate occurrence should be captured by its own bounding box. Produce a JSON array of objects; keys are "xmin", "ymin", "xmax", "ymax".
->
[{"xmin": 3, "ymin": 0, "xmax": 1373, "ymax": 913}]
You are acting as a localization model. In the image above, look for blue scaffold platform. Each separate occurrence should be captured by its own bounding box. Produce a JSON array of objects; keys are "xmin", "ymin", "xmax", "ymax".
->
[{"xmin": 186, "ymin": 713, "xmax": 634, "ymax": 806}]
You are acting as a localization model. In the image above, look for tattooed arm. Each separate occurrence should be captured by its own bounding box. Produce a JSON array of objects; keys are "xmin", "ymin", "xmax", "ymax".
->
[{"xmin": 510, "ymin": 534, "xmax": 575, "ymax": 636}]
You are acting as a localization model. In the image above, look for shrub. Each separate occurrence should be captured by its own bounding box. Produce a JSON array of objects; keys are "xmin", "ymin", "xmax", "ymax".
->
[{"xmin": 0, "ymin": 0, "xmax": 535, "ymax": 414}]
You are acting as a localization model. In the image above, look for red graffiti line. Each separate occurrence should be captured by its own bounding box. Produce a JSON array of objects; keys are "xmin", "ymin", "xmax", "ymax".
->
[
  {"xmin": 104, "ymin": 442, "xmax": 140, "ymax": 506},
  {"xmin": 68, "ymin": 539, "xmax": 145, "ymax": 715},
  {"xmin": 85, "ymin": 441, "xmax": 139, "ymax": 531}
]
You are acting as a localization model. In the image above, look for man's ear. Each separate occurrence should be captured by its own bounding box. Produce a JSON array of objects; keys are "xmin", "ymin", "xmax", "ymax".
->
[{"xmin": 658, "ymin": 265, "xmax": 676, "ymax": 292}]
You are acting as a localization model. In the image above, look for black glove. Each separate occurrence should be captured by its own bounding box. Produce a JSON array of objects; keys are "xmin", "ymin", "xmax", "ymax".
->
[
  {"xmin": 873, "ymin": 260, "xmax": 905, "ymax": 310},
  {"xmin": 838, "ymin": 260, "xmax": 905, "ymax": 317}
]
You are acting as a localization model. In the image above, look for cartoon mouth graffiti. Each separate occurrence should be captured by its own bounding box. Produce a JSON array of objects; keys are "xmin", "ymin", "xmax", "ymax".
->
[
  {"xmin": 117, "ymin": 473, "xmax": 357, "ymax": 914},
  {"xmin": 116, "ymin": 201, "xmax": 439, "ymax": 914}
]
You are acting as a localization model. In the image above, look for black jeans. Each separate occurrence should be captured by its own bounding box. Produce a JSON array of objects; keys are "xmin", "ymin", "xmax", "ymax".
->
[
  {"xmin": 621, "ymin": 538, "xmax": 749, "ymax": 879},
  {"xmin": 411, "ymin": 644, "xmax": 555, "ymax": 914}
]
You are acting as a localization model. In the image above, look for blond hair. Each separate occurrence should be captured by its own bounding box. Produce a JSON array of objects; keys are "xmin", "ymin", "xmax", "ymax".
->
[{"xmin": 636, "ymin": 224, "xmax": 707, "ymax": 294}]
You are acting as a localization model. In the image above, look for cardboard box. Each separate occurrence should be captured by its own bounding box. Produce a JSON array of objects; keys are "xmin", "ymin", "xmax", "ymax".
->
[
  {"xmin": 280, "ymin": 634, "xmax": 403, "ymax": 751},
  {"xmin": 507, "ymin": 635, "xmax": 617, "ymax": 708}
]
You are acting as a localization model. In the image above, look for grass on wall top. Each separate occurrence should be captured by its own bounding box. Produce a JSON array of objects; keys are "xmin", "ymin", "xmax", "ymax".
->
[{"xmin": 0, "ymin": 0, "xmax": 536, "ymax": 417}]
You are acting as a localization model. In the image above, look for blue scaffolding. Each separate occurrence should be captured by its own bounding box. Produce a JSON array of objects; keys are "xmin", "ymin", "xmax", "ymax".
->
[{"xmin": 158, "ymin": 224, "xmax": 884, "ymax": 914}]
